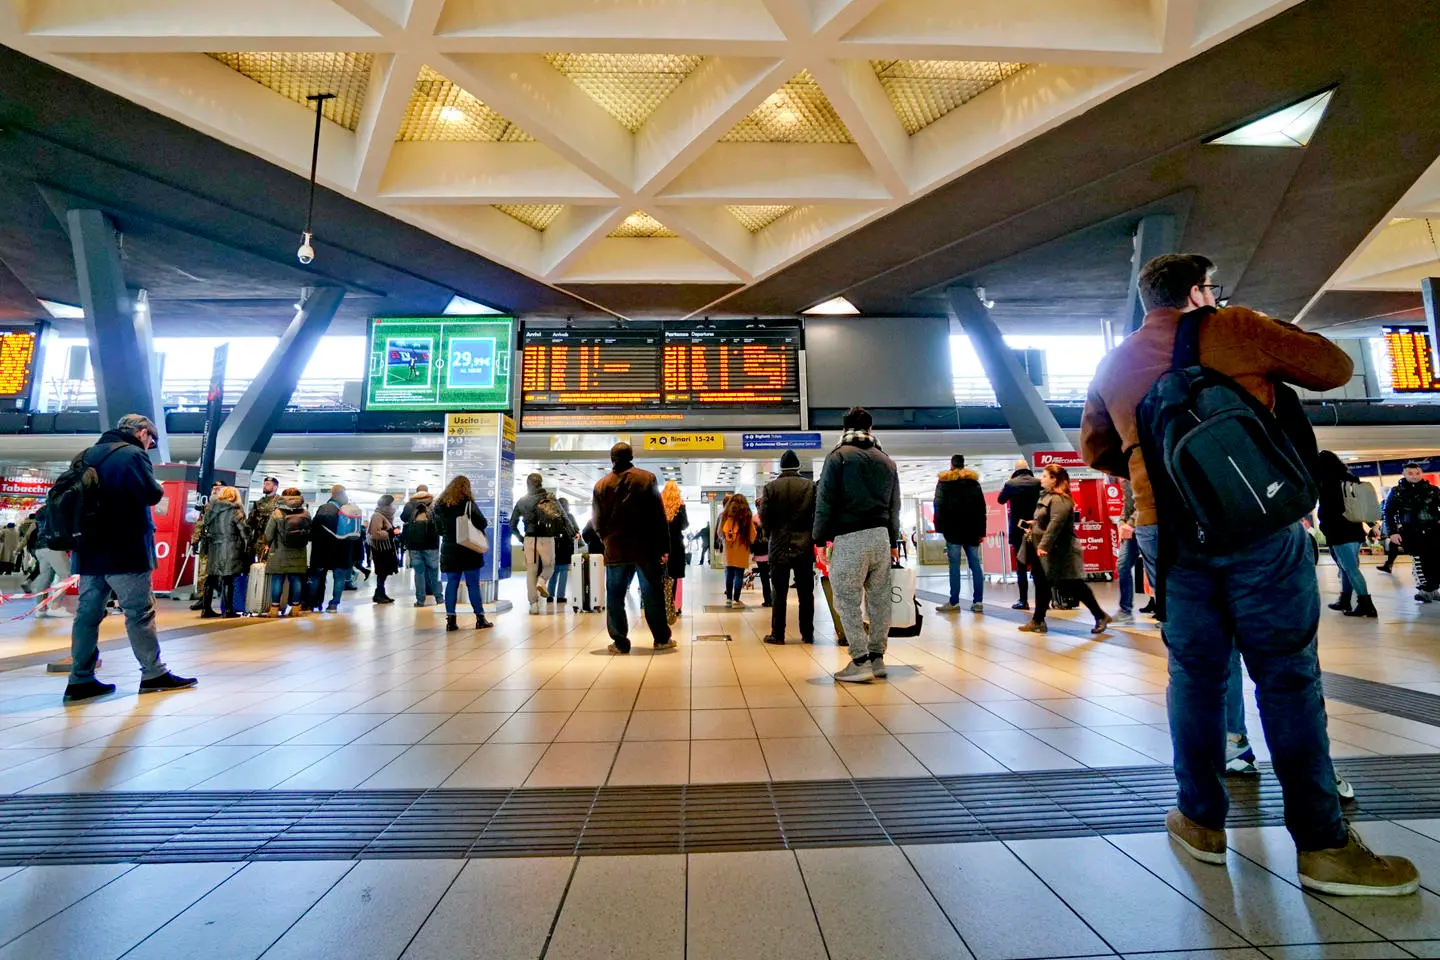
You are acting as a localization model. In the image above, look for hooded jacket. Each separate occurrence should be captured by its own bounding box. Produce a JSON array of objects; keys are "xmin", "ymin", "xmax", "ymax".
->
[
  {"xmin": 200, "ymin": 499, "xmax": 250, "ymax": 577},
  {"xmin": 401, "ymin": 492, "xmax": 440, "ymax": 550},
  {"xmin": 592, "ymin": 462, "xmax": 668, "ymax": 565},
  {"xmin": 933, "ymin": 467, "xmax": 986, "ymax": 546},
  {"xmin": 263, "ymin": 495, "xmax": 311, "ymax": 575},
  {"xmin": 760, "ymin": 469, "xmax": 816, "ymax": 563},
  {"xmin": 75, "ymin": 428, "xmax": 165, "ymax": 576},
  {"xmin": 311, "ymin": 493, "xmax": 358, "ymax": 570},
  {"xmin": 812, "ymin": 430, "xmax": 901, "ymax": 545},
  {"xmin": 997, "ymin": 469, "xmax": 1042, "ymax": 547},
  {"xmin": 510, "ymin": 475, "xmax": 549, "ymax": 540}
]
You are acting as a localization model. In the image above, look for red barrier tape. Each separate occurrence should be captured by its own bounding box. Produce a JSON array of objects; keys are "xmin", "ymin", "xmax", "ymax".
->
[{"xmin": 0, "ymin": 575, "xmax": 80, "ymax": 622}]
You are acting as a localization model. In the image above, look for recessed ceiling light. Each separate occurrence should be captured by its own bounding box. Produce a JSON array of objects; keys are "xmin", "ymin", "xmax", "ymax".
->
[
  {"xmin": 765, "ymin": 92, "xmax": 786, "ymax": 109},
  {"xmin": 39, "ymin": 299, "xmax": 84, "ymax": 319},
  {"xmin": 439, "ymin": 106, "xmax": 466, "ymax": 123},
  {"xmin": 803, "ymin": 296, "xmax": 859, "ymax": 316},
  {"xmin": 776, "ymin": 109, "xmax": 798, "ymax": 125},
  {"xmin": 443, "ymin": 295, "xmax": 503, "ymax": 316},
  {"xmin": 1208, "ymin": 90, "xmax": 1333, "ymax": 148},
  {"xmin": 623, "ymin": 213, "xmax": 646, "ymax": 228}
]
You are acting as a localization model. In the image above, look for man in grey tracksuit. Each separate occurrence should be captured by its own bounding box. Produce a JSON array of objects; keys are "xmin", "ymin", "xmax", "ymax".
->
[{"xmin": 813, "ymin": 406, "xmax": 901, "ymax": 683}]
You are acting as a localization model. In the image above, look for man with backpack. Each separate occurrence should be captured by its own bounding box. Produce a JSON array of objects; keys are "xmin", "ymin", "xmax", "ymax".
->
[
  {"xmin": 402, "ymin": 485, "xmax": 442, "ymax": 606},
  {"xmin": 1081, "ymin": 253, "xmax": 1417, "ymax": 896},
  {"xmin": 24, "ymin": 504, "xmax": 70, "ymax": 618},
  {"xmin": 309, "ymin": 484, "xmax": 362, "ymax": 613},
  {"xmin": 58, "ymin": 413, "xmax": 196, "ymax": 703},
  {"xmin": 1383, "ymin": 462, "xmax": 1440, "ymax": 602},
  {"xmin": 759, "ymin": 449, "xmax": 816, "ymax": 645},
  {"xmin": 511, "ymin": 473, "xmax": 564, "ymax": 614}
]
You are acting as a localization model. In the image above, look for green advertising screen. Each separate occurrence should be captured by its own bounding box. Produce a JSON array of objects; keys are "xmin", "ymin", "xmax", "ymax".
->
[{"xmin": 364, "ymin": 318, "xmax": 513, "ymax": 411}]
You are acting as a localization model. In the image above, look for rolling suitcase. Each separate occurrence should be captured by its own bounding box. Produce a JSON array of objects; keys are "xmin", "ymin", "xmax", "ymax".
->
[
  {"xmin": 245, "ymin": 562, "xmax": 269, "ymax": 614},
  {"xmin": 574, "ymin": 553, "xmax": 605, "ymax": 612}
]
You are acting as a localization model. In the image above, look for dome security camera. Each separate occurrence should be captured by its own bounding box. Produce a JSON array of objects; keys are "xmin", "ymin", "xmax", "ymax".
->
[{"xmin": 297, "ymin": 231, "xmax": 315, "ymax": 265}]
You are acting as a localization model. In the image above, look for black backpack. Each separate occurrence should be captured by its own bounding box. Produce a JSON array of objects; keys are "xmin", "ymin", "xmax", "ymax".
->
[
  {"xmin": 531, "ymin": 493, "xmax": 565, "ymax": 537},
  {"xmin": 1135, "ymin": 307, "xmax": 1317, "ymax": 556},
  {"xmin": 281, "ymin": 512, "xmax": 312, "ymax": 548},
  {"xmin": 403, "ymin": 502, "xmax": 432, "ymax": 547},
  {"xmin": 46, "ymin": 442, "xmax": 126, "ymax": 550}
]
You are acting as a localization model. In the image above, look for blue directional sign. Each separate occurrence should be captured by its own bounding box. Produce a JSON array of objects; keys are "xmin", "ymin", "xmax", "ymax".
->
[{"xmin": 742, "ymin": 432, "xmax": 823, "ymax": 450}]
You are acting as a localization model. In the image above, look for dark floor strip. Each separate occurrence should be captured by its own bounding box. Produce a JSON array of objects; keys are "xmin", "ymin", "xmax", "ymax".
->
[
  {"xmin": 2, "ymin": 755, "xmax": 1436, "ymax": 866},
  {"xmin": 1318, "ymin": 673, "xmax": 1440, "ymax": 728}
]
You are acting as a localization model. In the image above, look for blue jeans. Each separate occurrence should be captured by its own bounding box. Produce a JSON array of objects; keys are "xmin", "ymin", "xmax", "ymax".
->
[
  {"xmin": 445, "ymin": 568, "xmax": 484, "ymax": 615},
  {"xmin": 1117, "ymin": 537, "xmax": 1139, "ymax": 613},
  {"xmin": 725, "ymin": 566, "xmax": 745, "ymax": 601},
  {"xmin": 946, "ymin": 542, "xmax": 983, "ymax": 604},
  {"xmin": 309, "ymin": 568, "xmax": 349, "ymax": 609},
  {"xmin": 269, "ymin": 573, "xmax": 304, "ymax": 609},
  {"xmin": 409, "ymin": 548, "xmax": 441, "ymax": 604},
  {"xmin": 1138, "ymin": 522, "xmax": 1344, "ymax": 850},
  {"xmin": 606, "ymin": 561, "xmax": 671, "ymax": 652},
  {"xmin": 70, "ymin": 572, "xmax": 168, "ymax": 683},
  {"xmin": 548, "ymin": 564, "xmax": 570, "ymax": 599},
  {"xmin": 1330, "ymin": 541, "xmax": 1369, "ymax": 597}
]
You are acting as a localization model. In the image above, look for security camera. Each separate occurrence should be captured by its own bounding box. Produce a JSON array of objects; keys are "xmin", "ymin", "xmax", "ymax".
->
[{"xmin": 297, "ymin": 231, "xmax": 315, "ymax": 265}]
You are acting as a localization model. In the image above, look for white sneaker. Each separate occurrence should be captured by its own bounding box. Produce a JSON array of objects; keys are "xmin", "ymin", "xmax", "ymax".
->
[
  {"xmin": 833, "ymin": 659, "xmax": 875, "ymax": 683},
  {"xmin": 870, "ymin": 656, "xmax": 887, "ymax": 679},
  {"xmin": 935, "ymin": 602, "xmax": 960, "ymax": 612},
  {"xmin": 1111, "ymin": 611, "xmax": 1135, "ymax": 625},
  {"xmin": 529, "ymin": 602, "xmax": 539, "ymax": 615}
]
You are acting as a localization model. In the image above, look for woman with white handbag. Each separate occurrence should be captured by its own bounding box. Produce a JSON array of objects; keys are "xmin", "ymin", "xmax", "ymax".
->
[{"xmin": 434, "ymin": 475, "xmax": 493, "ymax": 632}]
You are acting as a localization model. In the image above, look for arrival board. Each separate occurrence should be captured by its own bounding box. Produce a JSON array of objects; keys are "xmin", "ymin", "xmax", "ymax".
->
[
  {"xmin": 520, "ymin": 324, "xmax": 801, "ymax": 431},
  {"xmin": 1383, "ymin": 325, "xmax": 1439, "ymax": 393}
]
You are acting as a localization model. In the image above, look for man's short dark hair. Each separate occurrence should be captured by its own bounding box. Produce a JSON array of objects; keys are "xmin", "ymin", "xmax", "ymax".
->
[
  {"xmin": 611, "ymin": 442, "xmax": 633, "ymax": 466},
  {"xmin": 1138, "ymin": 254, "xmax": 1216, "ymax": 311},
  {"xmin": 951, "ymin": 454, "xmax": 965, "ymax": 469},
  {"xmin": 842, "ymin": 406, "xmax": 873, "ymax": 431},
  {"xmin": 1404, "ymin": 462, "xmax": 1424, "ymax": 472}
]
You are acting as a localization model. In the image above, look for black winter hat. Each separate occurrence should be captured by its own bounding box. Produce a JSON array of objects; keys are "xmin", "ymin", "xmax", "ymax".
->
[{"xmin": 780, "ymin": 450, "xmax": 801, "ymax": 470}]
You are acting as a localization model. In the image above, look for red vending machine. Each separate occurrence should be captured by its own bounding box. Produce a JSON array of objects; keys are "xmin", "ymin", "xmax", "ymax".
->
[
  {"xmin": 151, "ymin": 465, "xmax": 237, "ymax": 594},
  {"xmin": 1034, "ymin": 452, "xmax": 1118, "ymax": 581}
]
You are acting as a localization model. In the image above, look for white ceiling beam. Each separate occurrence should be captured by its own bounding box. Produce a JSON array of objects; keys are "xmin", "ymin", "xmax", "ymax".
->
[
  {"xmin": 404, "ymin": 0, "xmax": 447, "ymax": 36},
  {"xmin": 19, "ymin": 35, "xmax": 394, "ymax": 53},
  {"xmin": 436, "ymin": 0, "xmax": 785, "ymax": 44},
  {"xmin": 432, "ymin": 35, "xmax": 785, "ymax": 55},
  {"xmin": 1333, "ymin": 219, "xmax": 1440, "ymax": 288},
  {"xmin": 831, "ymin": 40, "xmax": 1162, "ymax": 68},
  {"xmin": 811, "ymin": 0, "xmax": 890, "ymax": 42},
  {"xmin": 378, "ymin": 142, "xmax": 617, "ymax": 203},
  {"xmin": 838, "ymin": 0, "xmax": 1161, "ymax": 55},
  {"xmin": 385, "ymin": 202, "xmax": 543, "ymax": 274},
  {"xmin": 437, "ymin": 52, "xmax": 635, "ymax": 196},
  {"xmin": 808, "ymin": 58, "xmax": 909, "ymax": 199},
  {"xmin": 558, "ymin": 238, "xmax": 743, "ymax": 284},
  {"xmin": 1393, "ymin": 159, "xmax": 1440, "ymax": 218},
  {"xmin": 541, "ymin": 206, "xmax": 626, "ymax": 278},
  {"xmin": 327, "ymin": 0, "xmax": 407, "ymax": 37},
  {"xmin": 22, "ymin": 0, "xmax": 382, "ymax": 41},
  {"xmin": 659, "ymin": 143, "xmax": 887, "ymax": 202},
  {"xmin": 757, "ymin": 0, "xmax": 814, "ymax": 40},
  {"xmin": 651, "ymin": 206, "xmax": 756, "ymax": 280},
  {"xmin": 751, "ymin": 201, "xmax": 884, "ymax": 275},
  {"xmin": 632, "ymin": 56, "xmax": 791, "ymax": 196},
  {"xmin": 351, "ymin": 53, "xmax": 421, "ymax": 196},
  {"xmin": 0, "ymin": 0, "xmax": 23, "ymax": 34},
  {"xmin": 1155, "ymin": 0, "xmax": 1202, "ymax": 55},
  {"xmin": 1193, "ymin": 0, "xmax": 1306, "ymax": 47}
]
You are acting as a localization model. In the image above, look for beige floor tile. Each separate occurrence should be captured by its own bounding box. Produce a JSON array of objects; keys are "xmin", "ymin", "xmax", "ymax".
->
[
  {"xmin": 808, "ymin": 705, "xmax": 888, "ymax": 737},
  {"xmin": 898, "ymin": 732, "xmax": 1009, "ymax": 775},
  {"xmin": 577, "ymin": 687, "xmax": 639, "ymax": 711},
  {"xmin": 963, "ymin": 729, "xmax": 1087, "ymax": 771},
  {"xmin": 749, "ymin": 706, "xmax": 823, "ymax": 738},
  {"xmin": 525, "ymin": 741, "xmax": 619, "ymax": 787},
  {"xmin": 215, "ymin": 713, "xmax": 330, "ymax": 746},
  {"xmin": 924, "ymin": 700, "xmax": 1020, "ymax": 732},
  {"xmin": 1035, "ymin": 696, "xmax": 1147, "ymax": 726},
  {"xmin": 29, "ymin": 746, "xmax": 197, "ymax": 793},
  {"xmin": 402, "ymin": 858, "xmax": 575, "ymax": 960},
  {"xmin": 609, "ymin": 740, "xmax": 690, "ymax": 785},
  {"xmin": 828, "ymin": 733, "xmax": 929, "ymax": 778},
  {"xmin": 521, "ymin": 688, "xmax": 589, "ymax": 712},
  {"xmin": 359, "ymin": 744, "xmax": 479, "ymax": 788},
  {"xmin": 545, "ymin": 856, "xmax": 685, "ymax": 960},
  {"xmin": 979, "ymin": 698, "xmax": 1078, "ymax": 729},
  {"xmin": 420, "ymin": 712, "xmax": 511, "ymax": 744},
  {"xmin": 634, "ymin": 687, "xmax": 691, "ymax": 710},
  {"xmin": 691, "ymin": 709, "xmax": 756, "ymax": 740},
  {"xmin": 0, "ymin": 863, "xmax": 136, "ymax": 943},
  {"xmin": 865, "ymin": 703, "xmax": 952, "ymax": 734},
  {"xmin": 193, "ymin": 745, "xmax": 342, "ymax": 790},
  {"xmin": 489, "ymin": 711, "xmax": 572, "ymax": 743},
  {"xmin": 557, "ymin": 710, "xmax": 631, "ymax": 742},
  {"xmin": 442, "ymin": 741, "xmax": 549, "ymax": 788},
  {"xmin": 690, "ymin": 686, "xmax": 748, "ymax": 710},
  {"xmin": 741, "ymin": 685, "xmax": 804, "ymax": 709},
  {"xmin": 690, "ymin": 739, "xmax": 769, "ymax": 783},
  {"xmin": 284, "ymin": 713, "xmax": 393, "ymax": 746},
  {"xmin": 463, "ymin": 689, "xmax": 535, "ymax": 712},
  {"xmin": 688, "ymin": 851, "xmax": 826, "ymax": 960},
  {"xmin": 110, "ymin": 745, "xmax": 271, "ymax": 791},
  {"xmin": 352, "ymin": 713, "xmax": 450, "ymax": 745},
  {"xmin": 760, "ymin": 737, "xmax": 850, "ymax": 780},
  {"xmin": 1030, "ymin": 726, "xmax": 1160, "ymax": 768},
  {"xmin": 406, "ymin": 690, "xmax": 484, "ymax": 713},
  {"xmin": 623, "ymin": 709, "xmax": 690, "ymax": 741},
  {"xmin": 276, "ymin": 743, "xmax": 409, "ymax": 790}
]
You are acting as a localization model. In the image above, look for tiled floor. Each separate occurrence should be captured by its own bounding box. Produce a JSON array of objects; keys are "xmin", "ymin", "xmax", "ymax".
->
[{"xmin": 2, "ymin": 561, "xmax": 1440, "ymax": 956}]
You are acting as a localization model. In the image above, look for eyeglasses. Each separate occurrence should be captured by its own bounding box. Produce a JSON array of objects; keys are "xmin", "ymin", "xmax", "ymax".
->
[{"xmin": 1201, "ymin": 283, "xmax": 1226, "ymax": 302}]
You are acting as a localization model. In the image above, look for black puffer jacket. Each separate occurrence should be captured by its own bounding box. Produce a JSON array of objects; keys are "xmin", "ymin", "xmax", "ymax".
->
[
  {"xmin": 997, "ymin": 469, "xmax": 1042, "ymax": 547},
  {"xmin": 760, "ymin": 470, "xmax": 815, "ymax": 563},
  {"xmin": 812, "ymin": 431, "xmax": 900, "ymax": 545},
  {"xmin": 435, "ymin": 498, "xmax": 489, "ymax": 573},
  {"xmin": 74, "ymin": 429, "xmax": 164, "ymax": 576},
  {"xmin": 1383, "ymin": 477, "xmax": 1440, "ymax": 547},
  {"xmin": 933, "ymin": 467, "xmax": 986, "ymax": 546},
  {"xmin": 1316, "ymin": 458, "xmax": 1365, "ymax": 547},
  {"xmin": 311, "ymin": 497, "xmax": 359, "ymax": 570},
  {"xmin": 200, "ymin": 499, "xmax": 250, "ymax": 577},
  {"xmin": 401, "ymin": 493, "xmax": 441, "ymax": 550}
]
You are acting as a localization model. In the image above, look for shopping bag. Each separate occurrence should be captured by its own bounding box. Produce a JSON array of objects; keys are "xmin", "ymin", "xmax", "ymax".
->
[
  {"xmin": 888, "ymin": 565, "xmax": 916, "ymax": 628},
  {"xmin": 457, "ymin": 512, "xmax": 490, "ymax": 554}
]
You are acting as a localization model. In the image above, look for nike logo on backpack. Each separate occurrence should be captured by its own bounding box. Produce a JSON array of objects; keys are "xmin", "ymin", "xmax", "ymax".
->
[{"xmin": 1266, "ymin": 482, "xmax": 1284, "ymax": 498}]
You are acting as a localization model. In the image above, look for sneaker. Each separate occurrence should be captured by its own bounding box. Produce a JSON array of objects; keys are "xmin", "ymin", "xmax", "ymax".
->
[
  {"xmin": 970, "ymin": 602, "xmax": 984, "ymax": 613},
  {"xmin": 762, "ymin": 635, "xmax": 786, "ymax": 645},
  {"xmin": 606, "ymin": 642, "xmax": 630, "ymax": 655},
  {"xmin": 1091, "ymin": 614, "xmax": 1113, "ymax": 635},
  {"xmin": 936, "ymin": 602, "xmax": 961, "ymax": 612},
  {"xmin": 654, "ymin": 638, "xmax": 676, "ymax": 651},
  {"xmin": 870, "ymin": 656, "xmax": 887, "ymax": 679},
  {"xmin": 1418, "ymin": 591, "xmax": 1437, "ymax": 604},
  {"xmin": 325, "ymin": 604, "xmax": 339, "ymax": 613},
  {"xmin": 833, "ymin": 659, "xmax": 874, "ymax": 683},
  {"xmin": 1138, "ymin": 599, "xmax": 1156, "ymax": 615},
  {"xmin": 1166, "ymin": 808, "xmax": 1227, "ymax": 864},
  {"xmin": 724, "ymin": 600, "xmax": 734, "ymax": 609},
  {"xmin": 1112, "ymin": 610, "xmax": 1135, "ymax": 625},
  {"xmin": 761, "ymin": 601, "xmax": 772, "ymax": 608},
  {"xmin": 1018, "ymin": 621, "xmax": 1047, "ymax": 634},
  {"xmin": 733, "ymin": 598, "xmax": 747, "ymax": 607},
  {"xmin": 1297, "ymin": 828, "xmax": 1420, "ymax": 896},
  {"xmin": 529, "ymin": 602, "xmax": 540, "ymax": 615},
  {"xmin": 138, "ymin": 672, "xmax": 198, "ymax": 695},
  {"xmin": 62, "ymin": 679, "xmax": 116, "ymax": 703},
  {"xmin": 1225, "ymin": 735, "xmax": 1259, "ymax": 775},
  {"xmin": 1011, "ymin": 601, "xmax": 1030, "ymax": 611},
  {"xmin": 1336, "ymin": 776, "xmax": 1356, "ymax": 801},
  {"xmin": 537, "ymin": 582, "xmax": 551, "ymax": 599}
]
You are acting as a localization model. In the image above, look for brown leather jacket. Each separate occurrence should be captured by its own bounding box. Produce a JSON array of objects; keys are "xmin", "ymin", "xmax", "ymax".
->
[
  {"xmin": 1080, "ymin": 305, "xmax": 1352, "ymax": 526},
  {"xmin": 591, "ymin": 464, "xmax": 668, "ymax": 565}
]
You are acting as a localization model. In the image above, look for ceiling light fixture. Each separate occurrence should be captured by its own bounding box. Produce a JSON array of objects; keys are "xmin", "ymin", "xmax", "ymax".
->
[
  {"xmin": 777, "ymin": 108, "xmax": 798, "ymax": 125},
  {"xmin": 438, "ymin": 106, "xmax": 465, "ymax": 123},
  {"xmin": 297, "ymin": 91, "xmax": 336, "ymax": 265},
  {"xmin": 802, "ymin": 296, "xmax": 859, "ymax": 316},
  {"xmin": 1207, "ymin": 89, "xmax": 1334, "ymax": 148},
  {"xmin": 38, "ymin": 299, "xmax": 84, "ymax": 319}
]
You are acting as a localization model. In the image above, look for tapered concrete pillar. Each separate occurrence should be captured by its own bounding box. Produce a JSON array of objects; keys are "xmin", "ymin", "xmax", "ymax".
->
[{"xmin": 1125, "ymin": 214, "xmax": 1178, "ymax": 332}]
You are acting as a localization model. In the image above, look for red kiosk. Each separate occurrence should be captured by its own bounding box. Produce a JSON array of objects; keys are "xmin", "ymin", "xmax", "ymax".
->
[{"xmin": 1032, "ymin": 451, "xmax": 1120, "ymax": 581}]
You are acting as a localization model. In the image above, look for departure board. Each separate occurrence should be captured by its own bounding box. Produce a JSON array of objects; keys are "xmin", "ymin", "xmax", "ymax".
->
[
  {"xmin": 0, "ymin": 325, "xmax": 41, "ymax": 409},
  {"xmin": 1382, "ymin": 326, "xmax": 1439, "ymax": 393},
  {"xmin": 520, "ymin": 323, "xmax": 802, "ymax": 431}
]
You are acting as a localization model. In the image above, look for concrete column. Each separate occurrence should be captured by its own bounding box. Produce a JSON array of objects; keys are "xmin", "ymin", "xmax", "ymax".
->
[
  {"xmin": 214, "ymin": 286, "xmax": 345, "ymax": 473},
  {"xmin": 946, "ymin": 285, "xmax": 1070, "ymax": 464},
  {"xmin": 66, "ymin": 209, "xmax": 168, "ymax": 457},
  {"xmin": 1124, "ymin": 214, "xmax": 1178, "ymax": 333}
]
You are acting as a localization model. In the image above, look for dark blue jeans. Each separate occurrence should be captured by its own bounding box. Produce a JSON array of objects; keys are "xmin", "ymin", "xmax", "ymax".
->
[
  {"xmin": 445, "ymin": 568, "xmax": 484, "ymax": 615},
  {"xmin": 606, "ymin": 561, "xmax": 671, "ymax": 652},
  {"xmin": 269, "ymin": 573, "xmax": 304, "ymax": 609},
  {"xmin": 308, "ymin": 568, "xmax": 349, "ymax": 609},
  {"xmin": 946, "ymin": 542, "xmax": 983, "ymax": 604},
  {"xmin": 1117, "ymin": 537, "xmax": 1139, "ymax": 614},
  {"xmin": 725, "ymin": 565, "xmax": 745, "ymax": 601},
  {"xmin": 1138, "ymin": 522, "xmax": 1345, "ymax": 851}
]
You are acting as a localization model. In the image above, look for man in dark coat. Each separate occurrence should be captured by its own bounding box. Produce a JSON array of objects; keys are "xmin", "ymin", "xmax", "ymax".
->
[
  {"xmin": 64, "ymin": 414, "xmax": 196, "ymax": 703},
  {"xmin": 759, "ymin": 450, "xmax": 816, "ymax": 645},
  {"xmin": 933, "ymin": 454, "xmax": 986, "ymax": 613},
  {"xmin": 309, "ymin": 484, "xmax": 359, "ymax": 613},
  {"xmin": 997, "ymin": 460, "xmax": 1042, "ymax": 610},
  {"xmin": 591, "ymin": 442, "xmax": 672, "ymax": 654}
]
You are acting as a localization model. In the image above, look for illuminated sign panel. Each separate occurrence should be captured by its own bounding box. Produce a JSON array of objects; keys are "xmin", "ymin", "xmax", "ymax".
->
[
  {"xmin": 364, "ymin": 318, "xmax": 513, "ymax": 411},
  {"xmin": 520, "ymin": 322, "xmax": 801, "ymax": 431},
  {"xmin": 0, "ymin": 325, "xmax": 40, "ymax": 407},
  {"xmin": 1383, "ymin": 326, "xmax": 1439, "ymax": 393}
]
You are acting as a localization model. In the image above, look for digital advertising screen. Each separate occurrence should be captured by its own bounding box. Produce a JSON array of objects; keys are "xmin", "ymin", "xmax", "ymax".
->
[
  {"xmin": 1382, "ymin": 325, "xmax": 1439, "ymax": 393},
  {"xmin": 519, "ymin": 321, "xmax": 802, "ymax": 431},
  {"xmin": 364, "ymin": 318, "xmax": 513, "ymax": 411}
]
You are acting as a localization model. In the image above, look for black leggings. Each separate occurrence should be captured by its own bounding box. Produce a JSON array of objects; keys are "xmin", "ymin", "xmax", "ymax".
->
[{"xmin": 1030, "ymin": 562, "xmax": 1104, "ymax": 623}]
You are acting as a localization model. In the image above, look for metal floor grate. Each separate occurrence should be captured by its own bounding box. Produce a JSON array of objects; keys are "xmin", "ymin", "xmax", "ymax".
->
[
  {"xmin": 1319, "ymin": 673, "xmax": 1440, "ymax": 727},
  {"xmin": 6, "ymin": 755, "xmax": 1440, "ymax": 866}
]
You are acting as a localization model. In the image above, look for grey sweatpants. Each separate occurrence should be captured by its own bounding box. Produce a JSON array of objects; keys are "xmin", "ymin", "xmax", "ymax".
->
[{"xmin": 830, "ymin": 527, "xmax": 893, "ymax": 661}]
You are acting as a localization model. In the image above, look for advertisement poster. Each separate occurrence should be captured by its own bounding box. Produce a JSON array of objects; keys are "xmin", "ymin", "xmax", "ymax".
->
[
  {"xmin": 366, "ymin": 318, "xmax": 513, "ymax": 411},
  {"xmin": 443, "ymin": 413, "xmax": 515, "ymax": 598}
]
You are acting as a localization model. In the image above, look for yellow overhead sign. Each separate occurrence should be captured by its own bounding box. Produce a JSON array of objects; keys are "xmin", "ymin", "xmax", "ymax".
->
[{"xmin": 642, "ymin": 433, "xmax": 724, "ymax": 452}]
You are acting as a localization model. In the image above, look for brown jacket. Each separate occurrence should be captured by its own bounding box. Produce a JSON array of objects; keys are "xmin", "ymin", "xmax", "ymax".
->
[
  {"xmin": 592, "ymin": 464, "xmax": 668, "ymax": 565},
  {"xmin": 1080, "ymin": 305, "xmax": 1352, "ymax": 526}
]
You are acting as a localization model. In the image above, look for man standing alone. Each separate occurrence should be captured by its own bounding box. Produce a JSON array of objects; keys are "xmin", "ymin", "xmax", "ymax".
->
[
  {"xmin": 933, "ymin": 454, "xmax": 986, "ymax": 613},
  {"xmin": 592, "ymin": 443, "xmax": 673, "ymax": 654},
  {"xmin": 814, "ymin": 407, "xmax": 901, "ymax": 683},
  {"xmin": 760, "ymin": 450, "xmax": 816, "ymax": 645},
  {"xmin": 998, "ymin": 460, "xmax": 1042, "ymax": 610}
]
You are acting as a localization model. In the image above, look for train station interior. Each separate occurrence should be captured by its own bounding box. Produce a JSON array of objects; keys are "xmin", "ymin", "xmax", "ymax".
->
[{"xmin": 1, "ymin": 0, "xmax": 1439, "ymax": 956}]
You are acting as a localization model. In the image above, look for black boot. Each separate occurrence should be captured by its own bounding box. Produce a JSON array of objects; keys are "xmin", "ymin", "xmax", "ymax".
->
[
  {"xmin": 1345, "ymin": 595, "xmax": 1378, "ymax": 618},
  {"xmin": 1328, "ymin": 591, "xmax": 1353, "ymax": 613},
  {"xmin": 477, "ymin": 615, "xmax": 493, "ymax": 630},
  {"xmin": 445, "ymin": 615, "xmax": 458, "ymax": 632}
]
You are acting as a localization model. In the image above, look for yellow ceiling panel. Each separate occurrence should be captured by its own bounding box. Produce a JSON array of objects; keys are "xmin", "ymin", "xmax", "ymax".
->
[
  {"xmin": 206, "ymin": 52, "xmax": 373, "ymax": 131},
  {"xmin": 494, "ymin": 204, "xmax": 566, "ymax": 231},
  {"xmin": 397, "ymin": 65, "xmax": 535, "ymax": 142},
  {"xmin": 721, "ymin": 70, "xmax": 853, "ymax": 144},
  {"xmin": 544, "ymin": 54, "xmax": 705, "ymax": 133},
  {"xmin": 726, "ymin": 205, "xmax": 794, "ymax": 233},
  {"xmin": 870, "ymin": 60, "xmax": 1029, "ymax": 135},
  {"xmin": 610, "ymin": 211, "xmax": 677, "ymax": 238}
]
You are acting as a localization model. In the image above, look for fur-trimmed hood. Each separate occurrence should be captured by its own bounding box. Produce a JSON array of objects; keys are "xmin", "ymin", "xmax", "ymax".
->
[{"xmin": 938, "ymin": 468, "xmax": 979, "ymax": 483}]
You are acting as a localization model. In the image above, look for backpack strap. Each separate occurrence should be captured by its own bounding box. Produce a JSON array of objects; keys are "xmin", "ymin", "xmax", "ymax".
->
[{"xmin": 1171, "ymin": 305, "xmax": 1216, "ymax": 369}]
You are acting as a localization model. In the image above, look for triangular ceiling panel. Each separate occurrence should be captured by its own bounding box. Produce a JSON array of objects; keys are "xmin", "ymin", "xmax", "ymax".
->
[
  {"xmin": 206, "ymin": 52, "xmax": 373, "ymax": 130},
  {"xmin": 398, "ymin": 66, "xmax": 535, "ymax": 142},
  {"xmin": 870, "ymin": 60, "xmax": 1029, "ymax": 135},
  {"xmin": 544, "ymin": 54, "xmax": 706, "ymax": 133},
  {"xmin": 721, "ymin": 70, "xmax": 853, "ymax": 144}
]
